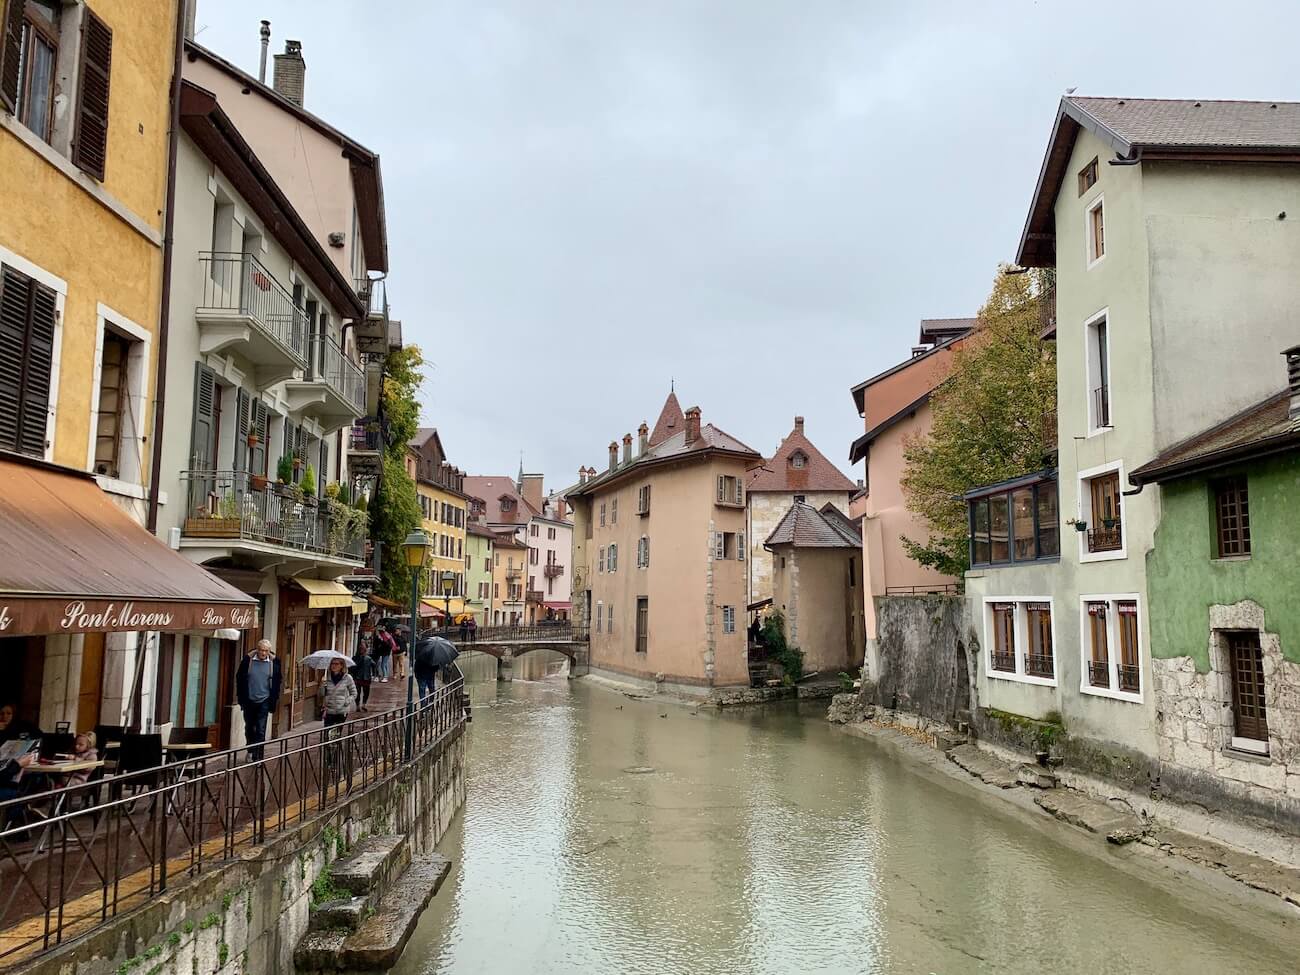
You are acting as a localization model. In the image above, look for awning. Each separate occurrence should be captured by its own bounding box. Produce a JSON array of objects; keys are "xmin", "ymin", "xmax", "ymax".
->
[
  {"xmin": 351, "ymin": 599, "xmax": 369, "ymax": 616},
  {"xmin": 0, "ymin": 456, "xmax": 257, "ymax": 636},
  {"xmin": 292, "ymin": 578, "xmax": 354, "ymax": 609},
  {"xmin": 369, "ymin": 594, "xmax": 401, "ymax": 609},
  {"xmin": 747, "ymin": 597, "xmax": 774, "ymax": 612},
  {"xmin": 543, "ymin": 601, "xmax": 571, "ymax": 611},
  {"xmin": 419, "ymin": 600, "xmax": 448, "ymax": 619}
]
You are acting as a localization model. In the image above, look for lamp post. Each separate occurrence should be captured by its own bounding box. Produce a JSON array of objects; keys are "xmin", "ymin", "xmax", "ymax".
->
[
  {"xmin": 441, "ymin": 569, "xmax": 456, "ymax": 633},
  {"xmin": 401, "ymin": 530, "xmax": 432, "ymax": 760}
]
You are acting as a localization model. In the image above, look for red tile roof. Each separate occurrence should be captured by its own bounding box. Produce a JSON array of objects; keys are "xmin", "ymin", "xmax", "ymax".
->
[
  {"xmin": 749, "ymin": 418, "xmax": 856, "ymax": 494},
  {"xmin": 649, "ymin": 391, "xmax": 684, "ymax": 446}
]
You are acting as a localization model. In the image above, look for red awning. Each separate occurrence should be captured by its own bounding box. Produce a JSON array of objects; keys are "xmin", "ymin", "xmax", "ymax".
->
[
  {"xmin": 542, "ymin": 601, "xmax": 571, "ymax": 611},
  {"xmin": 0, "ymin": 456, "xmax": 258, "ymax": 636}
]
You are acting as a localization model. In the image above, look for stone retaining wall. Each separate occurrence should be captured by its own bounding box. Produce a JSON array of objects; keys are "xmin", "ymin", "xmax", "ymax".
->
[{"xmin": 865, "ymin": 594, "xmax": 972, "ymax": 725}]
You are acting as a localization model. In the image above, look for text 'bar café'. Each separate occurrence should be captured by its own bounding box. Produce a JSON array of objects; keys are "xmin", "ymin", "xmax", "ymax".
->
[{"xmin": 0, "ymin": 456, "xmax": 257, "ymax": 739}]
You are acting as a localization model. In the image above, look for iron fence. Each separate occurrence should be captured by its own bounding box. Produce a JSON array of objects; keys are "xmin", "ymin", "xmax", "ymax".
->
[
  {"xmin": 0, "ymin": 674, "xmax": 467, "ymax": 962},
  {"xmin": 418, "ymin": 622, "xmax": 588, "ymax": 645},
  {"xmin": 181, "ymin": 470, "xmax": 366, "ymax": 561},
  {"xmin": 306, "ymin": 335, "xmax": 366, "ymax": 413},
  {"xmin": 197, "ymin": 252, "xmax": 306, "ymax": 363}
]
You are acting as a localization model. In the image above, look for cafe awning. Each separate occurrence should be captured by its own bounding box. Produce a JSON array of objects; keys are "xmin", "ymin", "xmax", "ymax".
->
[
  {"xmin": 292, "ymin": 578, "xmax": 355, "ymax": 609},
  {"xmin": 0, "ymin": 456, "xmax": 258, "ymax": 636},
  {"xmin": 351, "ymin": 599, "xmax": 368, "ymax": 616}
]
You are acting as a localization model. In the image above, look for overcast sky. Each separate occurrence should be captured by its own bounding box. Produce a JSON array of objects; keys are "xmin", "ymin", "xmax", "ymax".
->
[{"xmin": 199, "ymin": 1, "xmax": 1300, "ymax": 489}]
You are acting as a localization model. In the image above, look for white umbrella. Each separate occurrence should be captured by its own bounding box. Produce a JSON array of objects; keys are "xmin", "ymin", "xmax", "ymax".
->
[{"xmin": 300, "ymin": 648, "xmax": 355, "ymax": 670}]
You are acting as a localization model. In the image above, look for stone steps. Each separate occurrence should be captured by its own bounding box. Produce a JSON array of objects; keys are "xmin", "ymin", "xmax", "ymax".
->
[{"xmin": 1034, "ymin": 790, "xmax": 1145, "ymax": 844}]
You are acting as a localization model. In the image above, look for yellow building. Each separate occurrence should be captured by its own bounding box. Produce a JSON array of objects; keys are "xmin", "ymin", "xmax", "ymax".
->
[
  {"xmin": 408, "ymin": 429, "xmax": 469, "ymax": 621},
  {"xmin": 0, "ymin": 0, "xmax": 176, "ymax": 506}
]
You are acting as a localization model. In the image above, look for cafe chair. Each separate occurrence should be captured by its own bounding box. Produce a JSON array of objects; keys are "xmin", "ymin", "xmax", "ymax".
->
[
  {"xmin": 37, "ymin": 733, "xmax": 75, "ymax": 761},
  {"xmin": 167, "ymin": 726, "xmax": 211, "ymax": 746},
  {"xmin": 110, "ymin": 734, "xmax": 163, "ymax": 812}
]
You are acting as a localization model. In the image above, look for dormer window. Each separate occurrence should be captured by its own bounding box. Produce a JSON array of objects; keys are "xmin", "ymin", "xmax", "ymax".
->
[
  {"xmin": 499, "ymin": 495, "xmax": 514, "ymax": 512},
  {"xmin": 790, "ymin": 450, "xmax": 808, "ymax": 469}
]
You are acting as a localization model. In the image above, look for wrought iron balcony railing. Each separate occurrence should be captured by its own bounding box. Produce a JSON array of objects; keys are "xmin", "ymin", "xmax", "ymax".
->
[
  {"xmin": 350, "ymin": 421, "xmax": 384, "ymax": 452},
  {"xmin": 1093, "ymin": 384, "xmax": 1111, "ymax": 428},
  {"xmin": 197, "ymin": 251, "xmax": 307, "ymax": 363},
  {"xmin": 543, "ymin": 563, "xmax": 564, "ymax": 579},
  {"xmin": 1087, "ymin": 659, "xmax": 1110, "ymax": 688},
  {"xmin": 1087, "ymin": 522, "xmax": 1122, "ymax": 553},
  {"xmin": 181, "ymin": 470, "xmax": 365, "ymax": 561},
  {"xmin": 304, "ymin": 335, "xmax": 366, "ymax": 413}
]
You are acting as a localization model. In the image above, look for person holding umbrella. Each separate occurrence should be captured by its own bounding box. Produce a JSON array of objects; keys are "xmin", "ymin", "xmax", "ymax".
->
[
  {"xmin": 350, "ymin": 644, "xmax": 375, "ymax": 712},
  {"xmin": 413, "ymin": 635, "xmax": 458, "ymax": 702}
]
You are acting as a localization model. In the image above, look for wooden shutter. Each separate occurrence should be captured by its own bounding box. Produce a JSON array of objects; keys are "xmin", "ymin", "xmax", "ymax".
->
[
  {"xmin": 717, "ymin": 476, "xmax": 724, "ymax": 503},
  {"xmin": 250, "ymin": 399, "xmax": 268, "ymax": 475},
  {"xmin": 0, "ymin": 267, "xmax": 56, "ymax": 458},
  {"xmin": 233, "ymin": 389, "xmax": 249, "ymax": 471},
  {"xmin": 735, "ymin": 478, "xmax": 743, "ymax": 504},
  {"xmin": 190, "ymin": 364, "xmax": 217, "ymax": 469},
  {"xmin": 73, "ymin": 9, "xmax": 113, "ymax": 181},
  {"xmin": 0, "ymin": 0, "xmax": 23, "ymax": 113}
]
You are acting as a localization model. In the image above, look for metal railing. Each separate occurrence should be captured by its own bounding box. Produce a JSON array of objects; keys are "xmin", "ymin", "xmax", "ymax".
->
[
  {"xmin": 1118, "ymin": 663, "xmax": 1141, "ymax": 694},
  {"xmin": 885, "ymin": 583, "xmax": 961, "ymax": 596},
  {"xmin": 356, "ymin": 277, "xmax": 387, "ymax": 320},
  {"xmin": 181, "ymin": 470, "xmax": 366, "ymax": 561},
  {"xmin": 303, "ymin": 336, "xmax": 366, "ymax": 413},
  {"xmin": 0, "ymin": 673, "xmax": 467, "ymax": 962},
  {"xmin": 1087, "ymin": 659, "xmax": 1110, "ymax": 688},
  {"xmin": 349, "ymin": 422, "xmax": 384, "ymax": 452},
  {"xmin": 990, "ymin": 651, "xmax": 1017, "ymax": 673},
  {"xmin": 1026, "ymin": 653, "xmax": 1055, "ymax": 679},
  {"xmin": 1087, "ymin": 523, "xmax": 1122, "ymax": 553},
  {"xmin": 1093, "ymin": 384, "xmax": 1111, "ymax": 428},
  {"xmin": 543, "ymin": 563, "xmax": 564, "ymax": 579},
  {"xmin": 419, "ymin": 622, "xmax": 588, "ymax": 644},
  {"xmin": 197, "ymin": 252, "xmax": 306, "ymax": 363}
]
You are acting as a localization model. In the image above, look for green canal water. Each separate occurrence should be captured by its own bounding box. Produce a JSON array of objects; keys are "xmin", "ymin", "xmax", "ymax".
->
[{"xmin": 394, "ymin": 651, "xmax": 1300, "ymax": 974}]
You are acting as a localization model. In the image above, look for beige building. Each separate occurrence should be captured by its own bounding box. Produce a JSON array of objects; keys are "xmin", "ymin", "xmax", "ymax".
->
[
  {"xmin": 746, "ymin": 416, "xmax": 855, "ymax": 604},
  {"xmin": 491, "ymin": 533, "xmax": 528, "ymax": 626},
  {"xmin": 567, "ymin": 396, "xmax": 761, "ymax": 694},
  {"xmin": 767, "ymin": 502, "xmax": 866, "ymax": 675}
]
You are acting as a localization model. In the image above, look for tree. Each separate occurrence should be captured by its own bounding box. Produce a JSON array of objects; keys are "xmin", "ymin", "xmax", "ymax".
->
[
  {"xmin": 373, "ymin": 345, "xmax": 428, "ymax": 601},
  {"xmin": 900, "ymin": 266, "xmax": 1057, "ymax": 576}
]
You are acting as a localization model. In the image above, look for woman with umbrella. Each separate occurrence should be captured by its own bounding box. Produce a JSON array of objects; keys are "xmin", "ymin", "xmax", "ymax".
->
[{"xmin": 302, "ymin": 649, "xmax": 358, "ymax": 769}]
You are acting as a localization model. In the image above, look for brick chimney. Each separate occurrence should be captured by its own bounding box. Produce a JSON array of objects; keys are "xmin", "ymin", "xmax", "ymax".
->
[
  {"xmin": 1287, "ymin": 347, "xmax": 1300, "ymax": 420},
  {"xmin": 794, "ymin": 415, "xmax": 804, "ymax": 435},
  {"xmin": 578, "ymin": 467, "xmax": 587, "ymax": 485},
  {"xmin": 622, "ymin": 433, "xmax": 633, "ymax": 465},
  {"xmin": 608, "ymin": 442, "xmax": 618, "ymax": 471},
  {"xmin": 273, "ymin": 40, "xmax": 306, "ymax": 107},
  {"xmin": 638, "ymin": 422, "xmax": 649, "ymax": 456},
  {"xmin": 684, "ymin": 406, "xmax": 701, "ymax": 445}
]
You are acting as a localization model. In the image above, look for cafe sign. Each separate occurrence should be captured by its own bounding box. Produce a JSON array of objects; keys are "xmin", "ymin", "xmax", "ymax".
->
[{"xmin": 0, "ymin": 598, "xmax": 258, "ymax": 637}]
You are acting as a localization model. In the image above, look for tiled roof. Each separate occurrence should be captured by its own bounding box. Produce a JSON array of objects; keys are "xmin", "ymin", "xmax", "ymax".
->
[
  {"xmin": 466, "ymin": 522, "xmax": 499, "ymax": 540},
  {"xmin": 461, "ymin": 476, "xmax": 540, "ymax": 525},
  {"xmin": 919, "ymin": 318, "xmax": 977, "ymax": 344},
  {"xmin": 765, "ymin": 501, "xmax": 861, "ymax": 549},
  {"xmin": 1130, "ymin": 390, "xmax": 1300, "ymax": 484},
  {"xmin": 571, "ymin": 420, "xmax": 760, "ymax": 497},
  {"xmin": 749, "ymin": 419, "xmax": 856, "ymax": 494},
  {"xmin": 818, "ymin": 502, "xmax": 863, "ymax": 540},
  {"xmin": 409, "ymin": 428, "xmax": 437, "ymax": 448},
  {"xmin": 649, "ymin": 391, "xmax": 684, "ymax": 446},
  {"xmin": 1070, "ymin": 96, "xmax": 1300, "ymax": 150}
]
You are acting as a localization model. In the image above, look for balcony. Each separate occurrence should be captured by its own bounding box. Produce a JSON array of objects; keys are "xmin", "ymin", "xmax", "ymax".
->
[
  {"xmin": 195, "ymin": 252, "xmax": 306, "ymax": 387},
  {"xmin": 179, "ymin": 470, "xmax": 365, "ymax": 568},
  {"xmin": 348, "ymin": 419, "xmax": 384, "ymax": 476},
  {"xmin": 353, "ymin": 277, "xmax": 391, "ymax": 353},
  {"xmin": 526, "ymin": 589, "xmax": 544, "ymax": 603},
  {"xmin": 505, "ymin": 568, "xmax": 522, "ymax": 581},
  {"xmin": 543, "ymin": 563, "xmax": 564, "ymax": 579},
  {"xmin": 284, "ymin": 335, "xmax": 366, "ymax": 432},
  {"xmin": 1087, "ymin": 522, "xmax": 1122, "ymax": 554}
]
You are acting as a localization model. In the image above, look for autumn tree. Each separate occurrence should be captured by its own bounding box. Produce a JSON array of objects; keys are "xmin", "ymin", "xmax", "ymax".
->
[
  {"xmin": 900, "ymin": 266, "xmax": 1057, "ymax": 576},
  {"xmin": 373, "ymin": 345, "xmax": 428, "ymax": 601}
]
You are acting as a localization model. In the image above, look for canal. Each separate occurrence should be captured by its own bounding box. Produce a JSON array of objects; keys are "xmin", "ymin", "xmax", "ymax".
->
[{"xmin": 395, "ymin": 651, "xmax": 1300, "ymax": 974}]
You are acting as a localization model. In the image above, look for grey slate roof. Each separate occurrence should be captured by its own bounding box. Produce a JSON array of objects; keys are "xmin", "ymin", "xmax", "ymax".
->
[
  {"xmin": 570, "ymin": 422, "xmax": 760, "ymax": 496},
  {"xmin": 765, "ymin": 502, "xmax": 861, "ymax": 549}
]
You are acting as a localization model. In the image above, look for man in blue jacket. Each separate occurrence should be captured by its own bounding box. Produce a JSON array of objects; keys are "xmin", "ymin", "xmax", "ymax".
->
[{"xmin": 236, "ymin": 639, "xmax": 282, "ymax": 761}]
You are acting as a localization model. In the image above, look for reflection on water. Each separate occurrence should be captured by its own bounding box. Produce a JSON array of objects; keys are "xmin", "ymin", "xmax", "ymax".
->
[{"xmin": 396, "ymin": 665, "xmax": 1300, "ymax": 975}]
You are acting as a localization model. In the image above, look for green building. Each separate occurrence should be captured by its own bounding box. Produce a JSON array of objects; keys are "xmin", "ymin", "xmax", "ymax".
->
[
  {"xmin": 1133, "ymin": 363, "xmax": 1300, "ymax": 830},
  {"xmin": 464, "ymin": 522, "xmax": 497, "ymax": 627}
]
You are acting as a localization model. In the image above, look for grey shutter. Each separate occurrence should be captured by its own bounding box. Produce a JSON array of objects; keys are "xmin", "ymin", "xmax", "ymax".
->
[
  {"xmin": 250, "ymin": 399, "xmax": 268, "ymax": 475},
  {"xmin": 190, "ymin": 364, "xmax": 217, "ymax": 469},
  {"xmin": 319, "ymin": 438, "xmax": 328, "ymax": 495},
  {"xmin": 72, "ymin": 9, "xmax": 113, "ymax": 181},
  {"xmin": 0, "ymin": 266, "xmax": 56, "ymax": 458},
  {"xmin": 0, "ymin": 0, "xmax": 23, "ymax": 113},
  {"xmin": 234, "ymin": 388, "xmax": 249, "ymax": 471}
]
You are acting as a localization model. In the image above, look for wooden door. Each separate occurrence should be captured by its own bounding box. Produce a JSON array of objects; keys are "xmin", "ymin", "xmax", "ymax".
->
[
  {"xmin": 276, "ymin": 622, "xmax": 297, "ymax": 736},
  {"xmin": 77, "ymin": 632, "xmax": 106, "ymax": 732}
]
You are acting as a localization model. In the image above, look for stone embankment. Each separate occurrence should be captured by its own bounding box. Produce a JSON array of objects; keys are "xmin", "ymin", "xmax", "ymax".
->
[{"xmin": 828, "ymin": 694, "xmax": 1300, "ymax": 911}]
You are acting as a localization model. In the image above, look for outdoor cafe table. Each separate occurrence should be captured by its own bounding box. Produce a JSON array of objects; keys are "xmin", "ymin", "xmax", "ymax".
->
[
  {"xmin": 162, "ymin": 743, "xmax": 212, "ymax": 814},
  {"xmin": 20, "ymin": 760, "xmax": 106, "ymax": 853}
]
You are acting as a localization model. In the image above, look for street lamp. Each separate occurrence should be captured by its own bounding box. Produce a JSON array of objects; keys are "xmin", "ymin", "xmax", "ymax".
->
[
  {"xmin": 441, "ymin": 569, "xmax": 456, "ymax": 633},
  {"xmin": 401, "ymin": 530, "xmax": 432, "ymax": 759}
]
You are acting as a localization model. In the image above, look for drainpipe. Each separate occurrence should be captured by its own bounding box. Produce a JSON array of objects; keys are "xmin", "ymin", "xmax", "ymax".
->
[{"xmin": 146, "ymin": 0, "xmax": 188, "ymax": 535}]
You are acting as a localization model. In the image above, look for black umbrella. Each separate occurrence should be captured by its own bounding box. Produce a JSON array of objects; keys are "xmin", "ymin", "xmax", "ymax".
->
[{"xmin": 417, "ymin": 636, "xmax": 459, "ymax": 669}]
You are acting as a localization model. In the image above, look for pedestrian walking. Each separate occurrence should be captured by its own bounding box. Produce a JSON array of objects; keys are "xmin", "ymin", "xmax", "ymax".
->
[
  {"xmin": 392, "ymin": 625, "xmax": 409, "ymax": 679},
  {"xmin": 459, "ymin": 618, "xmax": 469, "ymax": 642},
  {"xmin": 467, "ymin": 617, "xmax": 477, "ymax": 643},
  {"xmin": 350, "ymin": 645, "xmax": 375, "ymax": 711},
  {"xmin": 373, "ymin": 624, "xmax": 394, "ymax": 682},
  {"xmin": 321, "ymin": 658, "xmax": 357, "ymax": 770},
  {"xmin": 412, "ymin": 638, "xmax": 438, "ymax": 702},
  {"xmin": 236, "ymin": 639, "xmax": 282, "ymax": 761}
]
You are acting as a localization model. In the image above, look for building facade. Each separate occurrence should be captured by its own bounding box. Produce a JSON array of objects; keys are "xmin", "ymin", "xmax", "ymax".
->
[
  {"xmin": 567, "ymin": 398, "xmax": 761, "ymax": 694},
  {"xmin": 747, "ymin": 415, "xmax": 855, "ymax": 604},
  {"xmin": 491, "ymin": 534, "xmax": 527, "ymax": 626},
  {"xmin": 464, "ymin": 522, "xmax": 496, "ymax": 626},
  {"xmin": 409, "ymin": 429, "xmax": 468, "ymax": 621}
]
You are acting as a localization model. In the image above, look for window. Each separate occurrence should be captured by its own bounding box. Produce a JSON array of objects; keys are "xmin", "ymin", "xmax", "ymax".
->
[
  {"xmin": 990, "ymin": 603, "xmax": 1016, "ymax": 672},
  {"xmin": 608, "ymin": 602, "xmax": 615, "ymax": 631},
  {"xmin": 984, "ymin": 598, "xmax": 1056, "ymax": 685},
  {"xmin": 1226, "ymin": 631, "xmax": 1268, "ymax": 749},
  {"xmin": 1081, "ymin": 596, "xmax": 1142, "ymax": 700},
  {"xmin": 969, "ymin": 479, "xmax": 1060, "ymax": 567},
  {"xmin": 530, "ymin": 523, "xmax": 538, "ymax": 537},
  {"xmin": 723, "ymin": 606, "xmax": 735, "ymax": 634},
  {"xmin": 611, "ymin": 498, "xmax": 618, "ymax": 523},
  {"xmin": 636, "ymin": 598, "xmax": 648, "ymax": 653},
  {"xmin": 1077, "ymin": 156, "xmax": 1098, "ymax": 196},
  {"xmin": 716, "ymin": 475, "xmax": 743, "ymax": 506},
  {"xmin": 1214, "ymin": 476, "xmax": 1250, "ymax": 558},
  {"xmin": 637, "ymin": 484, "xmax": 651, "ymax": 515},
  {"xmin": 548, "ymin": 526, "xmax": 556, "ymax": 540},
  {"xmin": 637, "ymin": 536, "xmax": 649, "ymax": 569},
  {"xmin": 1086, "ymin": 312, "xmax": 1111, "ymax": 431},
  {"xmin": 793, "ymin": 494, "xmax": 806, "ymax": 504},
  {"xmin": 596, "ymin": 602, "xmax": 603, "ymax": 634},
  {"xmin": 529, "ymin": 547, "xmax": 538, "ymax": 565},
  {"xmin": 608, "ymin": 543, "xmax": 617, "ymax": 572},
  {"xmin": 92, "ymin": 330, "xmax": 130, "ymax": 477},
  {"xmin": 715, "ymin": 532, "xmax": 740, "ymax": 559},
  {"xmin": 1086, "ymin": 196, "xmax": 1105, "ymax": 266},
  {"xmin": 598, "ymin": 546, "xmax": 605, "ymax": 573},
  {"xmin": 494, "ymin": 552, "xmax": 500, "ymax": 567},
  {"xmin": 0, "ymin": 263, "xmax": 57, "ymax": 458},
  {"xmin": 161, "ymin": 634, "xmax": 222, "ymax": 730},
  {"xmin": 599, "ymin": 502, "xmax": 606, "ymax": 527},
  {"xmin": 1086, "ymin": 470, "xmax": 1122, "ymax": 555},
  {"xmin": 10, "ymin": 0, "xmax": 59, "ymax": 143},
  {"xmin": 790, "ymin": 451, "xmax": 807, "ymax": 469}
]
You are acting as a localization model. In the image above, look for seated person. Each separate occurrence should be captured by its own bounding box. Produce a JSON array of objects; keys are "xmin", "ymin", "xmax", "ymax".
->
[{"xmin": 0, "ymin": 704, "xmax": 36, "ymax": 743}]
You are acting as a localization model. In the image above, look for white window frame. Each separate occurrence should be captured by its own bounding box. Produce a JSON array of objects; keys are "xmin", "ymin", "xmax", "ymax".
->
[
  {"xmin": 88, "ymin": 304, "xmax": 151, "ymax": 493},
  {"xmin": 1083, "ymin": 307, "xmax": 1112, "ymax": 437},
  {"xmin": 0, "ymin": 245, "xmax": 68, "ymax": 463},
  {"xmin": 1078, "ymin": 593, "xmax": 1144, "ymax": 704},
  {"xmin": 981, "ymin": 596, "xmax": 1057, "ymax": 687},
  {"xmin": 1085, "ymin": 193, "xmax": 1106, "ymax": 270},
  {"xmin": 714, "ymin": 532, "xmax": 724, "ymax": 560},
  {"xmin": 1077, "ymin": 459, "xmax": 1128, "ymax": 563}
]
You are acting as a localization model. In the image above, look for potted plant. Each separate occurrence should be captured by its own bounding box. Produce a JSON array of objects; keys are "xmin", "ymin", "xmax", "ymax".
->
[
  {"xmin": 276, "ymin": 454, "xmax": 294, "ymax": 485},
  {"xmin": 1101, "ymin": 516, "xmax": 1117, "ymax": 530},
  {"xmin": 337, "ymin": 481, "xmax": 351, "ymax": 505},
  {"xmin": 250, "ymin": 471, "xmax": 269, "ymax": 492},
  {"xmin": 246, "ymin": 424, "xmax": 260, "ymax": 450},
  {"xmin": 292, "ymin": 455, "xmax": 303, "ymax": 474},
  {"xmin": 324, "ymin": 481, "xmax": 341, "ymax": 501},
  {"xmin": 1066, "ymin": 517, "xmax": 1088, "ymax": 533},
  {"xmin": 300, "ymin": 464, "xmax": 317, "ymax": 505}
]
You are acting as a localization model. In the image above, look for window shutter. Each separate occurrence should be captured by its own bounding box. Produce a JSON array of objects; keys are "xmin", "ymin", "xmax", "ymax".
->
[
  {"xmin": 717, "ymin": 476, "xmax": 724, "ymax": 503},
  {"xmin": 0, "ymin": 267, "xmax": 25, "ymax": 451},
  {"xmin": 738, "ymin": 532, "xmax": 745, "ymax": 561},
  {"xmin": 0, "ymin": 0, "xmax": 23, "ymax": 113},
  {"xmin": 233, "ymin": 389, "xmax": 249, "ymax": 471},
  {"xmin": 250, "ymin": 399, "xmax": 268, "ymax": 475},
  {"xmin": 190, "ymin": 364, "xmax": 217, "ymax": 469},
  {"xmin": 0, "ymin": 269, "xmax": 56, "ymax": 458},
  {"xmin": 73, "ymin": 9, "xmax": 113, "ymax": 181},
  {"xmin": 735, "ymin": 479, "xmax": 743, "ymax": 504},
  {"xmin": 714, "ymin": 532, "xmax": 724, "ymax": 560}
]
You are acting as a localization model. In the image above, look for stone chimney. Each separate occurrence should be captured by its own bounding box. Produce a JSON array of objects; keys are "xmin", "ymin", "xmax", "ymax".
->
[
  {"xmin": 622, "ymin": 433, "xmax": 633, "ymax": 465},
  {"xmin": 608, "ymin": 442, "xmax": 618, "ymax": 472},
  {"xmin": 638, "ymin": 422, "xmax": 649, "ymax": 456},
  {"xmin": 555, "ymin": 498, "xmax": 568, "ymax": 520},
  {"xmin": 684, "ymin": 406, "xmax": 701, "ymax": 445},
  {"xmin": 273, "ymin": 40, "xmax": 306, "ymax": 107},
  {"xmin": 794, "ymin": 415, "xmax": 805, "ymax": 435},
  {"xmin": 578, "ymin": 467, "xmax": 587, "ymax": 485},
  {"xmin": 1287, "ymin": 347, "xmax": 1300, "ymax": 420}
]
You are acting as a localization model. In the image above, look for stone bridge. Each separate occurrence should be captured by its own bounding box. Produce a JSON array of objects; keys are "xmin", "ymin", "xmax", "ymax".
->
[{"xmin": 422, "ymin": 623, "xmax": 590, "ymax": 681}]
